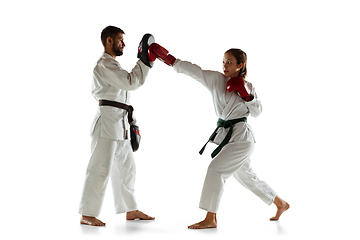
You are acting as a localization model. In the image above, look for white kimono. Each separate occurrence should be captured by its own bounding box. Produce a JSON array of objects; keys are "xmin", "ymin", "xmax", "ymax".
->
[
  {"xmin": 173, "ymin": 59, "xmax": 276, "ymax": 213},
  {"xmin": 91, "ymin": 53, "xmax": 148, "ymax": 140},
  {"xmin": 79, "ymin": 53, "xmax": 149, "ymax": 217}
]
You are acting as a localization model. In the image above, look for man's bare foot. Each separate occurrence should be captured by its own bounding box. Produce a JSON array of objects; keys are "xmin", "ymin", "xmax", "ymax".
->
[
  {"xmin": 80, "ymin": 215, "xmax": 106, "ymax": 226},
  {"xmin": 126, "ymin": 210, "xmax": 155, "ymax": 220},
  {"xmin": 270, "ymin": 196, "xmax": 290, "ymax": 221},
  {"xmin": 188, "ymin": 212, "xmax": 217, "ymax": 229}
]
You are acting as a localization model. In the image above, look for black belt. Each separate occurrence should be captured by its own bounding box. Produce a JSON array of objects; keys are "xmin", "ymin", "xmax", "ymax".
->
[{"xmin": 99, "ymin": 99, "xmax": 134, "ymax": 124}]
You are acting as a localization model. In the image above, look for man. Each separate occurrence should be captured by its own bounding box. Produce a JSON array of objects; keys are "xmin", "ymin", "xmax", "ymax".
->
[{"xmin": 79, "ymin": 26, "xmax": 155, "ymax": 226}]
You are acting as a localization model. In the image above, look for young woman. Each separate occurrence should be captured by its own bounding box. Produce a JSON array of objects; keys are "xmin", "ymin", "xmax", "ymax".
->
[{"xmin": 148, "ymin": 44, "xmax": 290, "ymax": 229}]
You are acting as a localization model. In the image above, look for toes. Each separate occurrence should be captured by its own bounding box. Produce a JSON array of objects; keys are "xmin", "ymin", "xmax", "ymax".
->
[
  {"xmin": 126, "ymin": 211, "xmax": 155, "ymax": 220},
  {"xmin": 80, "ymin": 217, "xmax": 106, "ymax": 226},
  {"xmin": 137, "ymin": 211, "xmax": 155, "ymax": 220},
  {"xmin": 188, "ymin": 223, "xmax": 198, "ymax": 229},
  {"xmin": 141, "ymin": 212, "xmax": 155, "ymax": 220}
]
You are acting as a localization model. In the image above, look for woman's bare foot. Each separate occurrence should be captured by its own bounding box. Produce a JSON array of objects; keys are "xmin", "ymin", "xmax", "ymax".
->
[
  {"xmin": 188, "ymin": 212, "xmax": 217, "ymax": 229},
  {"xmin": 270, "ymin": 196, "xmax": 290, "ymax": 221},
  {"xmin": 126, "ymin": 210, "xmax": 155, "ymax": 220},
  {"xmin": 80, "ymin": 215, "xmax": 106, "ymax": 226}
]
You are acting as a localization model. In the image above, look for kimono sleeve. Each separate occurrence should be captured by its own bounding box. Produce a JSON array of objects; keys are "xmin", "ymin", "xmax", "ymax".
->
[
  {"xmin": 96, "ymin": 59, "xmax": 149, "ymax": 91},
  {"xmin": 244, "ymin": 83, "xmax": 262, "ymax": 117},
  {"xmin": 172, "ymin": 59, "xmax": 222, "ymax": 91}
]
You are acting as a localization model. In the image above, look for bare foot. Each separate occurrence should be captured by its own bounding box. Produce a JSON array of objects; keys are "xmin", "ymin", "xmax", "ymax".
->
[
  {"xmin": 188, "ymin": 219, "xmax": 217, "ymax": 229},
  {"xmin": 126, "ymin": 210, "xmax": 155, "ymax": 220},
  {"xmin": 270, "ymin": 196, "xmax": 290, "ymax": 221},
  {"xmin": 80, "ymin": 215, "xmax": 106, "ymax": 226},
  {"xmin": 188, "ymin": 212, "xmax": 217, "ymax": 229}
]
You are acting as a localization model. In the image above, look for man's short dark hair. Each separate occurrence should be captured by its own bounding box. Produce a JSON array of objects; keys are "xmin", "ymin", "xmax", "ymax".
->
[{"xmin": 101, "ymin": 26, "xmax": 125, "ymax": 47}]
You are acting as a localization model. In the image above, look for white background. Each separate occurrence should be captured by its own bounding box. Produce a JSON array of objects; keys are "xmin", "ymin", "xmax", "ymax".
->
[{"xmin": 1, "ymin": 0, "xmax": 359, "ymax": 239}]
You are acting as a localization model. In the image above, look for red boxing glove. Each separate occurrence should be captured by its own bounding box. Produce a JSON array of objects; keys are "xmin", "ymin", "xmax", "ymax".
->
[
  {"xmin": 148, "ymin": 43, "xmax": 176, "ymax": 66},
  {"xmin": 226, "ymin": 77, "xmax": 254, "ymax": 101}
]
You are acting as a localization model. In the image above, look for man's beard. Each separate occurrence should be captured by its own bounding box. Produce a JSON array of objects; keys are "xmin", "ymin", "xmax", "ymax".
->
[{"xmin": 113, "ymin": 45, "xmax": 123, "ymax": 56}]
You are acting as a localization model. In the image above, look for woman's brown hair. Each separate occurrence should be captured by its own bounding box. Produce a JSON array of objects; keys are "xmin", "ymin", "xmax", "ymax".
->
[{"xmin": 225, "ymin": 48, "xmax": 247, "ymax": 79}]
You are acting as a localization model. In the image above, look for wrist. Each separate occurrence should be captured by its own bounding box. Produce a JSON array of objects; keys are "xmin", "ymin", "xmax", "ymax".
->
[
  {"xmin": 164, "ymin": 54, "xmax": 176, "ymax": 66},
  {"xmin": 243, "ymin": 94, "xmax": 254, "ymax": 102}
]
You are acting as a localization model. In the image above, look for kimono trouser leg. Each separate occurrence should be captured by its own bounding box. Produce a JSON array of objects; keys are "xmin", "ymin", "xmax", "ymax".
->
[
  {"xmin": 199, "ymin": 141, "xmax": 276, "ymax": 213},
  {"xmin": 233, "ymin": 156, "xmax": 276, "ymax": 206},
  {"xmin": 79, "ymin": 120, "xmax": 137, "ymax": 217},
  {"xmin": 110, "ymin": 139, "xmax": 138, "ymax": 214}
]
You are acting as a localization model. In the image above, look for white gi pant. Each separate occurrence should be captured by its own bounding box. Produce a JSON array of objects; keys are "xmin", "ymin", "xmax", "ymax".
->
[
  {"xmin": 199, "ymin": 141, "xmax": 276, "ymax": 213},
  {"xmin": 79, "ymin": 120, "xmax": 137, "ymax": 217}
]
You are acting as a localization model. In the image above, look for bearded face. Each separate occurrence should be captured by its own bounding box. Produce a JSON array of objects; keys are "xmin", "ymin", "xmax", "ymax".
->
[
  {"xmin": 110, "ymin": 33, "xmax": 125, "ymax": 56},
  {"xmin": 112, "ymin": 44, "xmax": 123, "ymax": 56}
]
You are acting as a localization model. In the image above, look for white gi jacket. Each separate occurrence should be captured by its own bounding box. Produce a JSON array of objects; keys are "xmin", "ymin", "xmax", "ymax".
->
[
  {"xmin": 173, "ymin": 59, "xmax": 262, "ymax": 144},
  {"xmin": 91, "ymin": 53, "xmax": 150, "ymax": 140}
]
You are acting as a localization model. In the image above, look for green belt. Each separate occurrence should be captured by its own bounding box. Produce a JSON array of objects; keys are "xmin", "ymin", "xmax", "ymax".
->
[{"xmin": 199, "ymin": 117, "xmax": 247, "ymax": 158}]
